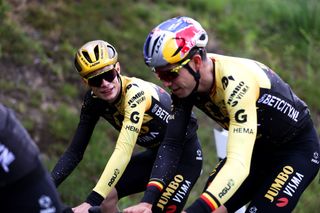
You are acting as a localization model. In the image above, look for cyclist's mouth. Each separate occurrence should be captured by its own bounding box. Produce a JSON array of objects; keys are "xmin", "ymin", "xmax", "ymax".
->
[
  {"xmin": 172, "ymin": 87, "xmax": 181, "ymax": 93},
  {"xmin": 100, "ymin": 87, "xmax": 114, "ymax": 95}
]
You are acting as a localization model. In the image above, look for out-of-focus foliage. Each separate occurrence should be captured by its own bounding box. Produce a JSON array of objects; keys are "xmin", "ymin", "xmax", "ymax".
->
[{"xmin": 0, "ymin": 0, "xmax": 319, "ymax": 212}]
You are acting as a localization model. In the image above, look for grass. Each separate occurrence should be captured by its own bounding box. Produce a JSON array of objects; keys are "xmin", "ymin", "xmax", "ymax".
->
[
  {"xmin": 48, "ymin": 104, "xmax": 79, "ymax": 142},
  {"xmin": 1, "ymin": 0, "xmax": 319, "ymax": 212}
]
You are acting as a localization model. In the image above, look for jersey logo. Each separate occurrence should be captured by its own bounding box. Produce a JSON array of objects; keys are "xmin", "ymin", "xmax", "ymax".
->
[
  {"xmin": 138, "ymin": 132, "xmax": 160, "ymax": 144},
  {"xmin": 196, "ymin": 149, "xmax": 203, "ymax": 160},
  {"xmin": 130, "ymin": 111, "xmax": 140, "ymax": 124},
  {"xmin": 108, "ymin": 169, "xmax": 120, "ymax": 186},
  {"xmin": 156, "ymin": 175, "xmax": 189, "ymax": 211},
  {"xmin": 264, "ymin": 165, "xmax": 293, "ymax": 203},
  {"xmin": 283, "ymin": 172, "xmax": 304, "ymax": 199},
  {"xmin": 257, "ymin": 93, "xmax": 300, "ymax": 122},
  {"xmin": 0, "ymin": 143, "xmax": 15, "ymax": 173},
  {"xmin": 248, "ymin": 206, "xmax": 258, "ymax": 213},
  {"xmin": 151, "ymin": 103, "xmax": 170, "ymax": 123},
  {"xmin": 38, "ymin": 195, "xmax": 55, "ymax": 213},
  {"xmin": 227, "ymin": 81, "xmax": 249, "ymax": 107},
  {"xmin": 165, "ymin": 205, "xmax": 177, "ymax": 213},
  {"xmin": 276, "ymin": 197, "xmax": 289, "ymax": 207},
  {"xmin": 221, "ymin": 75, "xmax": 235, "ymax": 90},
  {"xmin": 128, "ymin": 91, "xmax": 145, "ymax": 108},
  {"xmin": 125, "ymin": 83, "xmax": 139, "ymax": 92},
  {"xmin": 235, "ymin": 109, "xmax": 247, "ymax": 123},
  {"xmin": 311, "ymin": 152, "xmax": 319, "ymax": 164},
  {"xmin": 218, "ymin": 179, "xmax": 235, "ymax": 198}
]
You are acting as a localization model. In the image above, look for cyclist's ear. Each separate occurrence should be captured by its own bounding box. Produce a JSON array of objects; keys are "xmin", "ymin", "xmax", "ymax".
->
[
  {"xmin": 190, "ymin": 54, "xmax": 202, "ymax": 71},
  {"xmin": 115, "ymin": 62, "xmax": 121, "ymax": 74},
  {"xmin": 81, "ymin": 77, "xmax": 89, "ymax": 86}
]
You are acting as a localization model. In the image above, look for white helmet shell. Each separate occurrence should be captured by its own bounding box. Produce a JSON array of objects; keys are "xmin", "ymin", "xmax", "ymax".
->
[{"xmin": 143, "ymin": 16, "xmax": 208, "ymax": 67}]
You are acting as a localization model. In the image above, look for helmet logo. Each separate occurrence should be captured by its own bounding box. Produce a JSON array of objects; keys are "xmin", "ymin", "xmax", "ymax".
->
[
  {"xmin": 144, "ymin": 16, "xmax": 207, "ymax": 67},
  {"xmin": 155, "ymin": 34, "xmax": 165, "ymax": 54},
  {"xmin": 79, "ymin": 55, "xmax": 89, "ymax": 66},
  {"xmin": 90, "ymin": 61, "xmax": 100, "ymax": 67}
]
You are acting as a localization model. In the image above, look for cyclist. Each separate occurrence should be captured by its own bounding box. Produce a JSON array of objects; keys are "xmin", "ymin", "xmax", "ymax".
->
[
  {"xmin": 51, "ymin": 40, "xmax": 203, "ymax": 213},
  {"xmin": 124, "ymin": 16, "xmax": 320, "ymax": 213},
  {"xmin": 0, "ymin": 103, "xmax": 63, "ymax": 213}
]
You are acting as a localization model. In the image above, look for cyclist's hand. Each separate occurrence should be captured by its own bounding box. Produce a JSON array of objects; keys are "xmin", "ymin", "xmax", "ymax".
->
[
  {"xmin": 123, "ymin": 202, "xmax": 152, "ymax": 213},
  {"xmin": 72, "ymin": 202, "xmax": 92, "ymax": 213}
]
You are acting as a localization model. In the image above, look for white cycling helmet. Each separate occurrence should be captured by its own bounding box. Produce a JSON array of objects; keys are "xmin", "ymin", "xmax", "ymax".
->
[
  {"xmin": 143, "ymin": 16, "xmax": 208, "ymax": 68},
  {"xmin": 74, "ymin": 40, "xmax": 118, "ymax": 79}
]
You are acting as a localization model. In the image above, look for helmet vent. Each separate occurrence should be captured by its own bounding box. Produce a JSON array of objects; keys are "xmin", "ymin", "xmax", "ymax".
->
[
  {"xmin": 94, "ymin": 46, "xmax": 100, "ymax": 60},
  {"xmin": 82, "ymin": 51, "xmax": 92, "ymax": 63},
  {"xmin": 151, "ymin": 36, "xmax": 161, "ymax": 55},
  {"xmin": 199, "ymin": 34, "xmax": 206, "ymax": 40},
  {"xmin": 74, "ymin": 57, "xmax": 82, "ymax": 72},
  {"xmin": 107, "ymin": 45, "xmax": 116, "ymax": 58}
]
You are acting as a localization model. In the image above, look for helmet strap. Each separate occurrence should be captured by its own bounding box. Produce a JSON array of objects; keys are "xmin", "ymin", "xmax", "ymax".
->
[
  {"xmin": 112, "ymin": 73, "xmax": 122, "ymax": 104},
  {"xmin": 184, "ymin": 63, "xmax": 200, "ymax": 94}
]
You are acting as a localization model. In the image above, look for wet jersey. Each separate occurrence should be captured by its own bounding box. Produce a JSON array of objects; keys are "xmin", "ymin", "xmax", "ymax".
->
[
  {"xmin": 51, "ymin": 75, "xmax": 173, "ymax": 199},
  {"xmin": 0, "ymin": 104, "xmax": 39, "ymax": 186},
  {"xmin": 148, "ymin": 53, "xmax": 311, "ymax": 211},
  {"xmin": 194, "ymin": 53, "xmax": 310, "ymax": 209}
]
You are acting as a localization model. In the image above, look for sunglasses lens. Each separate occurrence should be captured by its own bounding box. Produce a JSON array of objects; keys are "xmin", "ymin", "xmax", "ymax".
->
[
  {"xmin": 103, "ymin": 69, "xmax": 117, "ymax": 82},
  {"xmin": 88, "ymin": 70, "xmax": 117, "ymax": 87},
  {"xmin": 88, "ymin": 77, "xmax": 102, "ymax": 87},
  {"xmin": 153, "ymin": 59, "xmax": 190, "ymax": 82},
  {"xmin": 156, "ymin": 70, "xmax": 179, "ymax": 81}
]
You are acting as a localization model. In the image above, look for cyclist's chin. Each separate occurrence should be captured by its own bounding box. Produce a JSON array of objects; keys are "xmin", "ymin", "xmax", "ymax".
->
[
  {"xmin": 97, "ymin": 91, "xmax": 117, "ymax": 102},
  {"xmin": 172, "ymin": 88, "xmax": 192, "ymax": 98}
]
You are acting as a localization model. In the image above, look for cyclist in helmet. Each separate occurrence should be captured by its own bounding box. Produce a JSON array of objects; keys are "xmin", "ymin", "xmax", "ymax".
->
[
  {"xmin": 124, "ymin": 16, "xmax": 320, "ymax": 213},
  {"xmin": 51, "ymin": 40, "xmax": 203, "ymax": 213},
  {"xmin": 0, "ymin": 103, "xmax": 64, "ymax": 213}
]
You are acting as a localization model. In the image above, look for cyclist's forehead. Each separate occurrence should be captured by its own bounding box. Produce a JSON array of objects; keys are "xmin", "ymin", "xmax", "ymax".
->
[
  {"xmin": 155, "ymin": 63, "xmax": 180, "ymax": 72},
  {"xmin": 86, "ymin": 64, "xmax": 114, "ymax": 79}
]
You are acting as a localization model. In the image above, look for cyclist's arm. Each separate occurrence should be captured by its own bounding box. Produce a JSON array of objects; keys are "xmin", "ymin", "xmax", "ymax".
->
[
  {"xmin": 86, "ymin": 87, "xmax": 149, "ymax": 206},
  {"xmin": 187, "ymin": 75, "xmax": 259, "ymax": 212},
  {"xmin": 141, "ymin": 95, "xmax": 194, "ymax": 204},
  {"xmin": 51, "ymin": 93, "xmax": 99, "ymax": 186}
]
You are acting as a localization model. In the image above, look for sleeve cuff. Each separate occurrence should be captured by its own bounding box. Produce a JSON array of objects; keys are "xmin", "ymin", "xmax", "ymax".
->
[
  {"xmin": 185, "ymin": 198, "xmax": 213, "ymax": 213},
  {"xmin": 86, "ymin": 191, "xmax": 104, "ymax": 206},
  {"xmin": 141, "ymin": 185, "xmax": 162, "ymax": 204}
]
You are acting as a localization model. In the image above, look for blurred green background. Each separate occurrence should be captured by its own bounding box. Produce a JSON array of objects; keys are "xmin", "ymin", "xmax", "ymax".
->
[{"xmin": 0, "ymin": 0, "xmax": 319, "ymax": 212}]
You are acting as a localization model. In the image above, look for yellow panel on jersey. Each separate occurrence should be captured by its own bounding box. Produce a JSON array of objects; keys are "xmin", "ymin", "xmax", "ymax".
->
[
  {"xmin": 93, "ymin": 76, "xmax": 158, "ymax": 198},
  {"xmin": 200, "ymin": 54, "xmax": 272, "ymax": 206}
]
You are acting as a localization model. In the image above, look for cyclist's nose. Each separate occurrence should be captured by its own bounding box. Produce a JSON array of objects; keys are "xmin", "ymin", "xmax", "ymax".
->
[
  {"xmin": 163, "ymin": 80, "xmax": 172, "ymax": 88},
  {"xmin": 100, "ymin": 79, "xmax": 111, "ymax": 87}
]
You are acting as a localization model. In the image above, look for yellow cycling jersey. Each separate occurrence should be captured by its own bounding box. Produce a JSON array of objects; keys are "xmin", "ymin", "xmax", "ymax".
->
[
  {"xmin": 51, "ymin": 75, "xmax": 172, "ymax": 199},
  {"xmin": 194, "ymin": 53, "xmax": 309, "ymax": 207},
  {"xmin": 90, "ymin": 75, "xmax": 172, "ymax": 198}
]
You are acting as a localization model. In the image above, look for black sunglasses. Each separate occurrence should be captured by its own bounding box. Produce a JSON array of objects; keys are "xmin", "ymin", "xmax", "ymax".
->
[
  {"xmin": 88, "ymin": 69, "xmax": 117, "ymax": 87},
  {"xmin": 153, "ymin": 59, "xmax": 190, "ymax": 82}
]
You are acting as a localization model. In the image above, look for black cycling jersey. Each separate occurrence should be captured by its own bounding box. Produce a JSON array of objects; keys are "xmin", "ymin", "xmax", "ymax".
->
[
  {"xmin": 0, "ymin": 104, "xmax": 39, "ymax": 186},
  {"xmin": 0, "ymin": 104, "xmax": 63, "ymax": 213}
]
